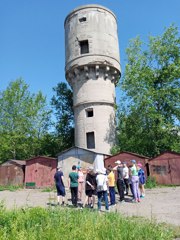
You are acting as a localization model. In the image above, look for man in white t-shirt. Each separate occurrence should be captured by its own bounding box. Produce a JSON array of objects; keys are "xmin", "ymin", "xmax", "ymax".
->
[
  {"xmin": 96, "ymin": 168, "xmax": 109, "ymax": 211},
  {"xmin": 123, "ymin": 162, "xmax": 129, "ymax": 195}
]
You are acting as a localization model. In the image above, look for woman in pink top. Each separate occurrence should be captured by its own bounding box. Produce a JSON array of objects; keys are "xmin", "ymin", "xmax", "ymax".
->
[{"xmin": 78, "ymin": 167, "xmax": 84, "ymax": 202}]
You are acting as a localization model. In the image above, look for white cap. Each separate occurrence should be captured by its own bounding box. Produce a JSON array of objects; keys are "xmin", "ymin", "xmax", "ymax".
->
[{"xmin": 115, "ymin": 160, "xmax": 121, "ymax": 164}]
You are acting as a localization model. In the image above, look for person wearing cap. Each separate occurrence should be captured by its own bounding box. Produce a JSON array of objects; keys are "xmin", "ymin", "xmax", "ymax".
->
[
  {"xmin": 137, "ymin": 163, "xmax": 146, "ymax": 198},
  {"xmin": 113, "ymin": 160, "xmax": 125, "ymax": 202},
  {"xmin": 130, "ymin": 160, "xmax": 140, "ymax": 202},
  {"xmin": 54, "ymin": 166, "xmax": 66, "ymax": 206},
  {"xmin": 96, "ymin": 168, "xmax": 109, "ymax": 211}
]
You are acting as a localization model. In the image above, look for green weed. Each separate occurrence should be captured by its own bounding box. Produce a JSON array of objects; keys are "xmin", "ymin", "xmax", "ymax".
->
[
  {"xmin": 0, "ymin": 185, "xmax": 22, "ymax": 192},
  {"xmin": 0, "ymin": 206, "xmax": 175, "ymax": 240},
  {"xmin": 145, "ymin": 176, "xmax": 157, "ymax": 189}
]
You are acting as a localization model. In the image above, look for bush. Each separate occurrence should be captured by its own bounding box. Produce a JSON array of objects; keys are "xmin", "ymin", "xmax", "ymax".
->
[{"xmin": 145, "ymin": 176, "xmax": 157, "ymax": 189}]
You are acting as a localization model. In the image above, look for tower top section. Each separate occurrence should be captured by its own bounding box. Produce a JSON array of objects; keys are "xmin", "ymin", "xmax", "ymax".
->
[
  {"xmin": 64, "ymin": 4, "xmax": 121, "ymax": 82},
  {"xmin": 64, "ymin": 4, "xmax": 117, "ymax": 26}
]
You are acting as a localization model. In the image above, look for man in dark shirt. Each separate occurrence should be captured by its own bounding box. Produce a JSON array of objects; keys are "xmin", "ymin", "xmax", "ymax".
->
[
  {"xmin": 83, "ymin": 166, "xmax": 96, "ymax": 208},
  {"xmin": 54, "ymin": 166, "xmax": 66, "ymax": 205},
  {"xmin": 113, "ymin": 160, "xmax": 125, "ymax": 202}
]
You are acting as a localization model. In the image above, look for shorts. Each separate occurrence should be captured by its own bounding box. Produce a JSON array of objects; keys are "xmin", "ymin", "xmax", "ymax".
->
[
  {"xmin": 56, "ymin": 185, "xmax": 65, "ymax": 196},
  {"xmin": 85, "ymin": 189, "xmax": 96, "ymax": 197}
]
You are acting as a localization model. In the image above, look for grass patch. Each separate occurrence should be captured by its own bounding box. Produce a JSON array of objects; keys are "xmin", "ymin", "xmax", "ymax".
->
[
  {"xmin": 145, "ymin": 176, "xmax": 157, "ymax": 189},
  {"xmin": 41, "ymin": 187, "xmax": 56, "ymax": 192},
  {"xmin": 0, "ymin": 185, "xmax": 22, "ymax": 192},
  {"xmin": 0, "ymin": 205, "xmax": 175, "ymax": 240}
]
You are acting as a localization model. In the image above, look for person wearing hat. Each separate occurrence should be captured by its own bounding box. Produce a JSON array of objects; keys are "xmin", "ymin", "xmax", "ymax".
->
[
  {"xmin": 113, "ymin": 160, "xmax": 125, "ymax": 202},
  {"xmin": 96, "ymin": 167, "xmax": 109, "ymax": 211},
  {"xmin": 54, "ymin": 166, "xmax": 66, "ymax": 206},
  {"xmin": 130, "ymin": 160, "xmax": 140, "ymax": 202}
]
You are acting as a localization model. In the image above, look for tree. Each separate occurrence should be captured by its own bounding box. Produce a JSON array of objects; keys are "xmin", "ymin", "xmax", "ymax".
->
[
  {"xmin": 114, "ymin": 25, "xmax": 180, "ymax": 157},
  {"xmin": 0, "ymin": 79, "xmax": 51, "ymax": 162},
  {"xmin": 51, "ymin": 82, "xmax": 74, "ymax": 152}
]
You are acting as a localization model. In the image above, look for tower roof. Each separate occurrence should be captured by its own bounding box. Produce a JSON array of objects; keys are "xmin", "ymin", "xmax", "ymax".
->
[{"xmin": 64, "ymin": 4, "xmax": 117, "ymax": 26}]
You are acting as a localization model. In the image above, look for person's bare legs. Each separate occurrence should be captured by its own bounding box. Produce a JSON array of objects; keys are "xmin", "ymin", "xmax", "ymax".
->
[{"xmin": 83, "ymin": 195, "xmax": 88, "ymax": 207}]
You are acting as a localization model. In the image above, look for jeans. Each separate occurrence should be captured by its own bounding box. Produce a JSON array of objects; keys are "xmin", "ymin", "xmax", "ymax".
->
[
  {"xmin": 109, "ymin": 187, "xmax": 116, "ymax": 205},
  {"xmin": 97, "ymin": 191, "xmax": 109, "ymax": 210},
  {"xmin": 124, "ymin": 178, "xmax": 129, "ymax": 195},
  {"xmin": 132, "ymin": 176, "xmax": 140, "ymax": 200},
  {"xmin": 117, "ymin": 179, "xmax": 125, "ymax": 201},
  {"xmin": 70, "ymin": 187, "xmax": 78, "ymax": 206}
]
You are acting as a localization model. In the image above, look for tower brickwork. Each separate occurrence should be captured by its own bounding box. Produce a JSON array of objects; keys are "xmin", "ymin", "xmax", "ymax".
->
[{"xmin": 65, "ymin": 4, "xmax": 121, "ymax": 154}]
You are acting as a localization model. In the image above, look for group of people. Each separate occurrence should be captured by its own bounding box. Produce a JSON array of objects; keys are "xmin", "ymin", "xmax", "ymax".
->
[{"xmin": 54, "ymin": 159, "xmax": 146, "ymax": 211}]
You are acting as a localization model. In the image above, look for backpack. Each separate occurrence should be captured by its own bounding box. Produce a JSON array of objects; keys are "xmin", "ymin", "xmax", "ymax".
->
[{"xmin": 138, "ymin": 169, "xmax": 146, "ymax": 184}]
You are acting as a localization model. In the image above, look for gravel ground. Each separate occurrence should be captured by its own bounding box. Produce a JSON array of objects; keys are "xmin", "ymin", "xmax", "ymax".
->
[{"xmin": 0, "ymin": 186, "xmax": 180, "ymax": 226}]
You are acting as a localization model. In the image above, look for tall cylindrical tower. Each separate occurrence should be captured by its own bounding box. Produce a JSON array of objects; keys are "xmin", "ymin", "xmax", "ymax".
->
[{"xmin": 65, "ymin": 4, "xmax": 121, "ymax": 155}]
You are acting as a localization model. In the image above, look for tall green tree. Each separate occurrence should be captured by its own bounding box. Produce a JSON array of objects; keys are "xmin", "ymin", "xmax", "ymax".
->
[
  {"xmin": 114, "ymin": 25, "xmax": 180, "ymax": 157},
  {"xmin": 0, "ymin": 79, "xmax": 51, "ymax": 162},
  {"xmin": 51, "ymin": 82, "xmax": 74, "ymax": 152}
]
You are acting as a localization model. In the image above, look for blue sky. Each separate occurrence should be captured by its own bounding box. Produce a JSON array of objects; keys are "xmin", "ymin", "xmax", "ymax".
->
[{"xmin": 0, "ymin": 0, "xmax": 180, "ymax": 104}]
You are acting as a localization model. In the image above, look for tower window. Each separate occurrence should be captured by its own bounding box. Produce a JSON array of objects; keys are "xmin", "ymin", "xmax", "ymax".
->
[
  {"xmin": 79, "ymin": 17, "xmax": 86, "ymax": 22},
  {"xmin": 86, "ymin": 132, "xmax": 95, "ymax": 149},
  {"xmin": 80, "ymin": 40, "xmax": 89, "ymax": 54},
  {"xmin": 86, "ymin": 108, "xmax": 93, "ymax": 117}
]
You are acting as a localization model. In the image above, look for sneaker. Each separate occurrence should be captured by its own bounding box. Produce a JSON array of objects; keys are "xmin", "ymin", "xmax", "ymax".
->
[
  {"xmin": 140, "ymin": 195, "xmax": 145, "ymax": 198},
  {"xmin": 120, "ymin": 200, "xmax": 125, "ymax": 203},
  {"xmin": 137, "ymin": 199, "xmax": 140, "ymax": 202},
  {"xmin": 131, "ymin": 199, "xmax": 137, "ymax": 203}
]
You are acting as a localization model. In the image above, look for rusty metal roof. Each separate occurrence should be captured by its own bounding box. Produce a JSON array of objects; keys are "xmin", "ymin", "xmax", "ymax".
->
[
  {"xmin": 105, "ymin": 151, "xmax": 149, "ymax": 160},
  {"xmin": 1, "ymin": 160, "xmax": 26, "ymax": 166},
  {"xmin": 149, "ymin": 151, "xmax": 180, "ymax": 162},
  {"xmin": 25, "ymin": 155, "xmax": 57, "ymax": 161}
]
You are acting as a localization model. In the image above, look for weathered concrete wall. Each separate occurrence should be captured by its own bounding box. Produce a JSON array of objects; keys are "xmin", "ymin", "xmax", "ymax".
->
[
  {"xmin": 57, "ymin": 147, "xmax": 106, "ymax": 187},
  {"xmin": 65, "ymin": 4, "xmax": 121, "ymax": 155},
  {"xmin": 65, "ymin": 4, "xmax": 121, "ymax": 73}
]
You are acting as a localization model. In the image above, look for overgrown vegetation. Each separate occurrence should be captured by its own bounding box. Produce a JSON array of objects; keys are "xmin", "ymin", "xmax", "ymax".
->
[
  {"xmin": 0, "ymin": 206, "xmax": 175, "ymax": 240},
  {"xmin": 114, "ymin": 24, "xmax": 180, "ymax": 157},
  {"xmin": 0, "ymin": 185, "xmax": 23, "ymax": 192},
  {"xmin": 145, "ymin": 176, "xmax": 157, "ymax": 189}
]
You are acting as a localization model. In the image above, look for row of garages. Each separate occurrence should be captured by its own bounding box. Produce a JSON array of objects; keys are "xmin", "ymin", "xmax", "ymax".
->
[{"xmin": 0, "ymin": 147, "xmax": 180, "ymax": 187}]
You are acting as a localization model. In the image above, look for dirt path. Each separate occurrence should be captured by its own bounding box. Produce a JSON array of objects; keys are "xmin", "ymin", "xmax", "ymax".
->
[{"xmin": 0, "ymin": 187, "xmax": 180, "ymax": 226}]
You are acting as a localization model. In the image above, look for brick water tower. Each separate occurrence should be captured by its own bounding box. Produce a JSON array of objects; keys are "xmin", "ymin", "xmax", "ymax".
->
[{"xmin": 64, "ymin": 4, "xmax": 121, "ymax": 155}]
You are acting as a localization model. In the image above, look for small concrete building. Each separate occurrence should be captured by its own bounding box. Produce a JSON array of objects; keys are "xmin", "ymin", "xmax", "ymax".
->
[
  {"xmin": 25, "ymin": 156, "xmax": 57, "ymax": 188},
  {"xmin": 0, "ymin": 160, "xmax": 26, "ymax": 186},
  {"xmin": 65, "ymin": 5, "xmax": 121, "ymax": 155},
  {"xmin": 149, "ymin": 151, "xmax": 180, "ymax": 185},
  {"xmin": 104, "ymin": 151, "xmax": 149, "ymax": 177},
  {"xmin": 57, "ymin": 147, "xmax": 110, "ymax": 187}
]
